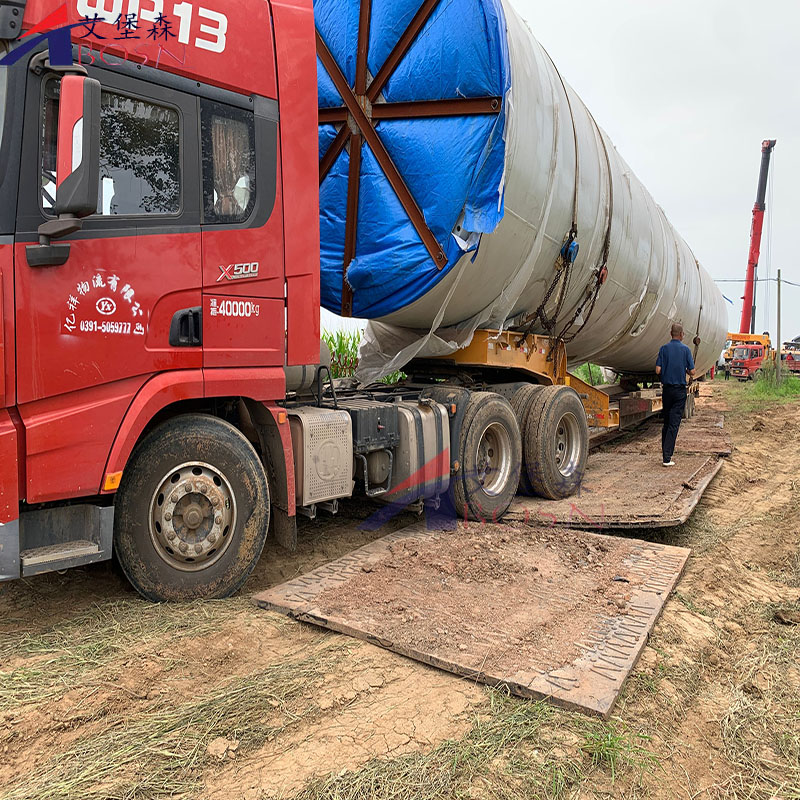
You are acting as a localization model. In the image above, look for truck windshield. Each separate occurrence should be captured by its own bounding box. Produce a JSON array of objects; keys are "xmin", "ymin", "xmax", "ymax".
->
[{"xmin": 733, "ymin": 347, "xmax": 749, "ymax": 360}]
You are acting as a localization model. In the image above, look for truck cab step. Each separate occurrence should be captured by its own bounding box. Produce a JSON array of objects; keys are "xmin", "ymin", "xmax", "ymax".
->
[
  {"xmin": 21, "ymin": 541, "xmax": 100, "ymax": 570},
  {"xmin": 14, "ymin": 505, "xmax": 114, "ymax": 579}
]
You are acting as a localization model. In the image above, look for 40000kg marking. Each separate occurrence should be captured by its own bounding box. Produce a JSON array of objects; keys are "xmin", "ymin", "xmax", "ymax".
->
[{"xmin": 209, "ymin": 299, "xmax": 261, "ymax": 318}]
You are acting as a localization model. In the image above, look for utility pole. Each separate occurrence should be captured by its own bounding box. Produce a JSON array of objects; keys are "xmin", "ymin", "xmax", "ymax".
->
[{"xmin": 776, "ymin": 269, "xmax": 782, "ymax": 383}]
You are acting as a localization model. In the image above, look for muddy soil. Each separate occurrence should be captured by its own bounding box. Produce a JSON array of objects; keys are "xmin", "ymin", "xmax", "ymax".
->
[
  {"xmin": 0, "ymin": 381, "xmax": 798, "ymax": 800},
  {"xmin": 312, "ymin": 525, "xmax": 641, "ymax": 676}
]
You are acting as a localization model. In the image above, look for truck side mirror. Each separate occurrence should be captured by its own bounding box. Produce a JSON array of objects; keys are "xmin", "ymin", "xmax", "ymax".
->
[
  {"xmin": 53, "ymin": 74, "xmax": 101, "ymax": 220},
  {"xmin": 27, "ymin": 74, "xmax": 101, "ymax": 268}
]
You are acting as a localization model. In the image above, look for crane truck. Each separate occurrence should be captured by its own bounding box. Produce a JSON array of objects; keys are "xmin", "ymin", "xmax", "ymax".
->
[{"xmin": 0, "ymin": 0, "xmax": 722, "ymax": 601}]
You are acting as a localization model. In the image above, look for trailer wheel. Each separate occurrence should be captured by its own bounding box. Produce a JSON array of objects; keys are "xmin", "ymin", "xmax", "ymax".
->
[
  {"xmin": 114, "ymin": 414, "xmax": 269, "ymax": 602},
  {"xmin": 510, "ymin": 384, "xmax": 544, "ymax": 496},
  {"xmin": 524, "ymin": 385, "xmax": 589, "ymax": 500},
  {"xmin": 451, "ymin": 392, "xmax": 521, "ymax": 522}
]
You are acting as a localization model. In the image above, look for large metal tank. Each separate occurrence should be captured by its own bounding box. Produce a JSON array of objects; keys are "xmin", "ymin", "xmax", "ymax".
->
[{"xmin": 315, "ymin": 0, "xmax": 728, "ymax": 381}]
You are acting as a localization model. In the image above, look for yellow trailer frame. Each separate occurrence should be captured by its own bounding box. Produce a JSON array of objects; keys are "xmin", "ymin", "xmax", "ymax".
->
[{"xmin": 435, "ymin": 329, "xmax": 670, "ymax": 432}]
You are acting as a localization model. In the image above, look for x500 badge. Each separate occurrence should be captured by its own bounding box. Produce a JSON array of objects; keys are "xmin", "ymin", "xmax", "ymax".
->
[{"xmin": 217, "ymin": 262, "xmax": 260, "ymax": 282}]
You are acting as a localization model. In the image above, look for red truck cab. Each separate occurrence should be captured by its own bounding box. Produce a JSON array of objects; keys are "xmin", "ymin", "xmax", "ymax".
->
[
  {"xmin": 0, "ymin": 0, "xmax": 320, "ymax": 597},
  {"xmin": 730, "ymin": 345, "xmax": 766, "ymax": 381}
]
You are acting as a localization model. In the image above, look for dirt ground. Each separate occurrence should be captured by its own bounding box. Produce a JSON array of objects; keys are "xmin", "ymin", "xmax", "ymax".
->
[
  {"xmin": 312, "ymin": 524, "xmax": 643, "ymax": 677},
  {"xmin": 1, "ymin": 380, "xmax": 798, "ymax": 800}
]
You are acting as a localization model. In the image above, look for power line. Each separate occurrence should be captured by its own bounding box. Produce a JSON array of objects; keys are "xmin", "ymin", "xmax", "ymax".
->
[{"xmin": 714, "ymin": 277, "xmax": 800, "ymax": 288}]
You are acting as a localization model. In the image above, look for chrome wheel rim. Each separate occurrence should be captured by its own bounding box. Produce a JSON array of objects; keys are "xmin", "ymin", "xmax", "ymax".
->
[
  {"xmin": 475, "ymin": 422, "xmax": 513, "ymax": 496},
  {"xmin": 554, "ymin": 412, "xmax": 582, "ymax": 477},
  {"xmin": 148, "ymin": 462, "xmax": 237, "ymax": 572}
]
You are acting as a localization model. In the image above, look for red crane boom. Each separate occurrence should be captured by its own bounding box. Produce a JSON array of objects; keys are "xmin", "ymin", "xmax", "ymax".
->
[{"xmin": 739, "ymin": 139, "xmax": 777, "ymax": 335}]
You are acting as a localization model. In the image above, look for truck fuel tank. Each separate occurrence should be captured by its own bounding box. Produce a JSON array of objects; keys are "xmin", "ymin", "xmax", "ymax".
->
[
  {"xmin": 391, "ymin": 400, "xmax": 451, "ymax": 506},
  {"xmin": 290, "ymin": 397, "xmax": 451, "ymax": 510}
]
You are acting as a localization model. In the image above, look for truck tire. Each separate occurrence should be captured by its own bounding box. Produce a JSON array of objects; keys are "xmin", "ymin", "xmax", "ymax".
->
[
  {"xmin": 510, "ymin": 384, "xmax": 544, "ymax": 496},
  {"xmin": 114, "ymin": 414, "xmax": 270, "ymax": 602},
  {"xmin": 450, "ymin": 392, "xmax": 521, "ymax": 522},
  {"xmin": 524, "ymin": 385, "xmax": 589, "ymax": 500}
]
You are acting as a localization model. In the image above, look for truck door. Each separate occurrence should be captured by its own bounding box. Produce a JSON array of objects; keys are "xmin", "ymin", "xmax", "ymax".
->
[
  {"xmin": 198, "ymin": 97, "xmax": 284, "ymax": 369},
  {"xmin": 14, "ymin": 62, "xmax": 203, "ymax": 406}
]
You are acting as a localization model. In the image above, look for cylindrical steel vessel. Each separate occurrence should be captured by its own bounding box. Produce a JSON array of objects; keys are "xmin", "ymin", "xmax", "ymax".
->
[{"xmin": 315, "ymin": 0, "xmax": 728, "ymax": 379}]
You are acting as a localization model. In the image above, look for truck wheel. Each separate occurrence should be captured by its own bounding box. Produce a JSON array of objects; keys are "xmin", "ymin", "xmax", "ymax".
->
[
  {"xmin": 114, "ymin": 414, "xmax": 269, "ymax": 602},
  {"xmin": 510, "ymin": 384, "xmax": 544, "ymax": 496},
  {"xmin": 451, "ymin": 392, "xmax": 521, "ymax": 522},
  {"xmin": 524, "ymin": 385, "xmax": 589, "ymax": 500}
]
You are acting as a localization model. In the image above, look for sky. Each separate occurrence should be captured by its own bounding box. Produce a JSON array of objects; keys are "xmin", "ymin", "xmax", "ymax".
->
[
  {"xmin": 324, "ymin": 0, "xmax": 798, "ymax": 343},
  {"xmin": 514, "ymin": 0, "xmax": 799, "ymax": 342}
]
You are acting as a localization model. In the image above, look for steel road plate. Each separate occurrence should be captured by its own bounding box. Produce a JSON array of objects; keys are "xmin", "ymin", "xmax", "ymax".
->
[{"xmin": 254, "ymin": 522, "xmax": 690, "ymax": 717}]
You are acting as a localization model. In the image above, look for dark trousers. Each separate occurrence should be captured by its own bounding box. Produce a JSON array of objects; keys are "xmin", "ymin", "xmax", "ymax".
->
[
  {"xmin": 724, "ymin": 368, "xmax": 730, "ymax": 381},
  {"xmin": 661, "ymin": 384, "xmax": 687, "ymax": 463}
]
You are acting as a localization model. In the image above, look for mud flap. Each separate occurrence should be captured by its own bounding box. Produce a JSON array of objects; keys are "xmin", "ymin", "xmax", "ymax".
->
[
  {"xmin": 270, "ymin": 506, "xmax": 298, "ymax": 552},
  {"xmin": 245, "ymin": 400, "xmax": 297, "ymax": 552},
  {"xmin": 0, "ymin": 519, "xmax": 20, "ymax": 581}
]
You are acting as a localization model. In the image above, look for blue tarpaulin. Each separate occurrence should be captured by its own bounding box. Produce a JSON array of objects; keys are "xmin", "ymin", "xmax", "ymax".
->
[{"xmin": 315, "ymin": 0, "xmax": 511, "ymax": 319}]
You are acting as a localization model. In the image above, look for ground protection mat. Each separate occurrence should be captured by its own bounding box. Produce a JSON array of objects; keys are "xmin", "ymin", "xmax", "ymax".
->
[
  {"xmin": 255, "ymin": 522, "xmax": 690, "ymax": 717},
  {"xmin": 509, "ymin": 408, "xmax": 728, "ymax": 529},
  {"xmin": 507, "ymin": 453, "xmax": 723, "ymax": 529}
]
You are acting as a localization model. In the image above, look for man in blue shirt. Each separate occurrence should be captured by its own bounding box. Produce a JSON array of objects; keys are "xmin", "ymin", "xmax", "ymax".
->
[{"xmin": 655, "ymin": 323, "xmax": 696, "ymax": 466}]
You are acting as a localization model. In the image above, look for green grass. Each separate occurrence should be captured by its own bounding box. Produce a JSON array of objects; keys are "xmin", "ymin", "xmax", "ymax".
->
[
  {"xmin": 718, "ymin": 602, "xmax": 800, "ymax": 799},
  {"xmin": 720, "ymin": 362, "xmax": 800, "ymax": 411},
  {"xmin": 572, "ymin": 363, "xmax": 605, "ymax": 386},
  {"xmin": 752, "ymin": 371, "xmax": 800, "ymax": 401},
  {"xmin": 673, "ymin": 590, "xmax": 716, "ymax": 618},
  {"xmin": 322, "ymin": 328, "xmax": 405, "ymax": 385},
  {"xmin": 293, "ymin": 690, "xmax": 659, "ymax": 800},
  {"xmin": 0, "ymin": 598, "xmax": 251, "ymax": 711},
  {"xmin": 579, "ymin": 721, "xmax": 659, "ymax": 780}
]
